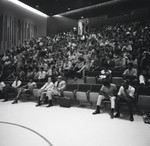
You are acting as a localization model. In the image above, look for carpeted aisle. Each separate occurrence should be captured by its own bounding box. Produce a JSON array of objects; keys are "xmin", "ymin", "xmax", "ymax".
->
[{"xmin": 0, "ymin": 100, "xmax": 150, "ymax": 146}]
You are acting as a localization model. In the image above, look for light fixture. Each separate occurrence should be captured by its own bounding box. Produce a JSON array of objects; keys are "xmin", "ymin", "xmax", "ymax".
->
[{"xmin": 7, "ymin": 0, "xmax": 48, "ymax": 17}]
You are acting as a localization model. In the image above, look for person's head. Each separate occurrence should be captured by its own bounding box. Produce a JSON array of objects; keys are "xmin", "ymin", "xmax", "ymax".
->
[
  {"xmin": 15, "ymin": 76, "xmax": 20, "ymax": 81},
  {"xmin": 47, "ymin": 76, "xmax": 52, "ymax": 82},
  {"xmin": 78, "ymin": 57, "xmax": 83, "ymax": 63},
  {"xmin": 29, "ymin": 78, "xmax": 33, "ymax": 82},
  {"xmin": 122, "ymin": 80, "xmax": 130, "ymax": 90},
  {"xmin": 102, "ymin": 79, "xmax": 110, "ymax": 87},
  {"xmin": 57, "ymin": 75, "xmax": 62, "ymax": 82},
  {"xmin": 103, "ymin": 63, "xmax": 109, "ymax": 71},
  {"xmin": 128, "ymin": 62, "xmax": 134, "ymax": 70},
  {"xmin": 40, "ymin": 67, "xmax": 44, "ymax": 71}
]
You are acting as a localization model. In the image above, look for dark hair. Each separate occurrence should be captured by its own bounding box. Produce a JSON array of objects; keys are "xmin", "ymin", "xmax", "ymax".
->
[
  {"xmin": 102, "ymin": 79, "xmax": 110, "ymax": 86},
  {"xmin": 123, "ymin": 79, "xmax": 130, "ymax": 85},
  {"xmin": 0, "ymin": 77, "xmax": 2, "ymax": 82},
  {"xmin": 128, "ymin": 62, "xmax": 134, "ymax": 67}
]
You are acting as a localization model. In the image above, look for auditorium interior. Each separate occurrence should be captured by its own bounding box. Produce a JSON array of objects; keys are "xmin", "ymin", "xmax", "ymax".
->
[{"xmin": 0, "ymin": 0, "xmax": 150, "ymax": 146}]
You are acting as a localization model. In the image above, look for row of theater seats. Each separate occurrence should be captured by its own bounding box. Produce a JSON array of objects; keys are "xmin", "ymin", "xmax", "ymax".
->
[
  {"xmin": 63, "ymin": 83, "xmax": 150, "ymax": 112},
  {"xmin": 84, "ymin": 71, "xmax": 150, "ymax": 86},
  {"xmin": 84, "ymin": 70, "xmax": 124, "ymax": 85},
  {"xmin": 4, "ymin": 79, "xmax": 150, "ymax": 112}
]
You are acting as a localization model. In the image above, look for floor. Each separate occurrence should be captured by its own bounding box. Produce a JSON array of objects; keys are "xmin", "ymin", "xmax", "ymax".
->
[{"xmin": 0, "ymin": 99, "xmax": 150, "ymax": 146}]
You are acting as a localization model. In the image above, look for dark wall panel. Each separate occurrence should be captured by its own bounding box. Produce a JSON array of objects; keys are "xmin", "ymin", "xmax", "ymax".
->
[
  {"xmin": 47, "ymin": 16, "xmax": 78, "ymax": 36},
  {"xmin": 0, "ymin": 0, "xmax": 47, "ymax": 54}
]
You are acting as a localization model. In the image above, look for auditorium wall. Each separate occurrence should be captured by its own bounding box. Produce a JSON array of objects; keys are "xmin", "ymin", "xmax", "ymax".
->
[
  {"xmin": 47, "ymin": 6, "xmax": 149, "ymax": 36},
  {"xmin": 88, "ymin": 7, "xmax": 149, "ymax": 29},
  {"xmin": 47, "ymin": 16, "xmax": 78, "ymax": 36},
  {"xmin": 0, "ymin": 0, "xmax": 47, "ymax": 54}
]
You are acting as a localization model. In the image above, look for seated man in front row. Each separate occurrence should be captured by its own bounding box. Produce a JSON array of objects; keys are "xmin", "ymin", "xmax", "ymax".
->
[
  {"xmin": 36, "ymin": 76, "xmax": 54, "ymax": 107},
  {"xmin": 114, "ymin": 80, "xmax": 135, "ymax": 122},
  {"xmin": 93, "ymin": 79, "xmax": 117, "ymax": 119},
  {"xmin": 46, "ymin": 76, "xmax": 66, "ymax": 107}
]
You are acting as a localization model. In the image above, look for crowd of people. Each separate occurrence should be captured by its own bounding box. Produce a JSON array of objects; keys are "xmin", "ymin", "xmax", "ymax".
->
[
  {"xmin": 0, "ymin": 20, "xmax": 149, "ymax": 84},
  {"xmin": 0, "ymin": 20, "xmax": 150, "ymax": 122}
]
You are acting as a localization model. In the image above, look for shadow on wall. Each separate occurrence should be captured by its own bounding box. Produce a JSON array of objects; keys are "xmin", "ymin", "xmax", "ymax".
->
[{"xmin": 47, "ymin": 16, "xmax": 78, "ymax": 36}]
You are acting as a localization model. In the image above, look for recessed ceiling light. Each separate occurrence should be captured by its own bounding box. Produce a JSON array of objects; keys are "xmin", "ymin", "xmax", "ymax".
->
[{"xmin": 8, "ymin": 0, "xmax": 48, "ymax": 17}]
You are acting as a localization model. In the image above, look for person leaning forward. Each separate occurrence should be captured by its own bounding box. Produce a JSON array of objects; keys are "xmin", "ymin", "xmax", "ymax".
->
[
  {"xmin": 93, "ymin": 79, "xmax": 117, "ymax": 119},
  {"xmin": 114, "ymin": 80, "xmax": 135, "ymax": 121}
]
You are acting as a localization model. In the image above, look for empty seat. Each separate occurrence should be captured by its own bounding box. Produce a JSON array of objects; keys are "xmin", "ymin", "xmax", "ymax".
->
[
  {"xmin": 85, "ymin": 71, "xmax": 99, "ymax": 77},
  {"xmin": 75, "ymin": 84, "xmax": 91, "ymax": 103},
  {"xmin": 138, "ymin": 86, "xmax": 150, "ymax": 112},
  {"xmin": 63, "ymin": 84, "xmax": 78, "ymax": 100},
  {"xmin": 112, "ymin": 70, "xmax": 124, "ymax": 77},
  {"xmin": 111, "ymin": 77, "xmax": 123, "ymax": 86},
  {"xmin": 88, "ymin": 84, "xmax": 102, "ymax": 105},
  {"xmin": 138, "ymin": 95, "xmax": 150, "ymax": 112},
  {"xmin": 33, "ymin": 88, "xmax": 41, "ymax": 99},
  {"xmin": 84, "ymin": 76, "xmax": 97, "ymax": 84}
]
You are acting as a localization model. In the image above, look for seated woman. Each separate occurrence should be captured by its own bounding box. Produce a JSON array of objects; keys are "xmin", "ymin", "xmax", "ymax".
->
[
  {"xmin": 37, "ymin": 67, "xmax": 47, "ymax": 81},
  {"xmin": 114, "ymin": 54, "xmax": 126, "ymax": 70},
  {"xmin": 98, "ymin": 64, "xmax": 112, "ymax": 83},
  {"xmin": 11, "ymin": 78, "xmax": 37, "ymax": 104},
  {"xmin": 36, "ymin": 76, "xmax": 54, "ymax": 107},
  {"xmin": 62, "ymin": 58, "xmax": 73, "ymax": 79},
  {"xmin": 26, "ymin": 67, "xmax": 34, "ymax": 81},
  {"xmin": 33, "ymin": 67, "xmax": 39, "ymax": 81},
  {"xmin": 77, "ymin": 58, "xmax": 93, "ymax": 79},
  {"xmin": 73, "ymin": 57, "xmax": 84, "ymax": 79}
]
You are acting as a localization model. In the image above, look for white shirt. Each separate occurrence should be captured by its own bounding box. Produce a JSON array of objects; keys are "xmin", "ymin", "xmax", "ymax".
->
[
  {"xmin": 38, "ymin": 71, "xmax": 47, "ymax": 79},
  {"xmin": 118, "ymin": 85, "xmax": 135, "ymax": 98},
  {"xmin": 41, "ymin": 82, "xmax": 54, "ymax": 91},
  {"xmin": 0, "ymin": 82, "xmax": 6, "ymax": 91},
  {"xmin": 12, "ymin": 80, "xmax": 22, "ymax": 88}
]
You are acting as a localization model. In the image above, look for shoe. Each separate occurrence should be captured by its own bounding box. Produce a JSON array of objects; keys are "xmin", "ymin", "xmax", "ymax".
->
[
  {"xmin": 36, "ymin": 102, "xmax": 41, "ymax": 107},
  {"xmin": 36, "ymin": 101, "xmax": 42, "ymax": 107},
  {"xmin": 130, "ymin": 115, "xmax": 134, "ymax": 122},
  {"xmin": 114, "ymin": 112, "xmax": 120, "ymax": 118},
  {"xmin": 47, "ymin": 104, "xmax": 53, "ymax": 107},
  {"xmin": 47, "ymin": 100, "xmax": 53, "ymax": 107},
  {"xmin": 2, "ymin": 99, "xmax": 8, "ymax": 102},
  {"xmin": 110, "ymin": 108, "xmax": 114, "ymax": 119},
  {"xmin": 92, "ymin": 110, "xmax": 100, "ymax": 115},
  {"xmin": 110, "ymin": 112, "xmax": 114, "ymax": 119},
  {"xmin": 11, "ymin": 100, "xmax": 18, "ymax": 104}
]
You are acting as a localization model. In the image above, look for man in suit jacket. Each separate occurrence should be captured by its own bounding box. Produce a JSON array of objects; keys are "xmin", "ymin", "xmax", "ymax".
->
[{"xmin": 46, "ymin": 76, "xmax": 66, "ymax": 107}]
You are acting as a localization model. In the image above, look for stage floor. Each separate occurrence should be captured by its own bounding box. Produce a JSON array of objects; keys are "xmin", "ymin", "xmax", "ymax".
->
[{"xmin": 0, "ymin": 100, "xmax": 150, "ymax": 146}]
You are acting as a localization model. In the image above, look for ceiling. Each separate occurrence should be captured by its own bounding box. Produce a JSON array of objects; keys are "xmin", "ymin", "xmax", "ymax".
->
[
  {"xmin": 19, "ymin": 0, "xmax": 148, "ymax": 19},
  {"xmin": 19, "ymin": 0, "xmax": 112, "ymax": 16}
]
